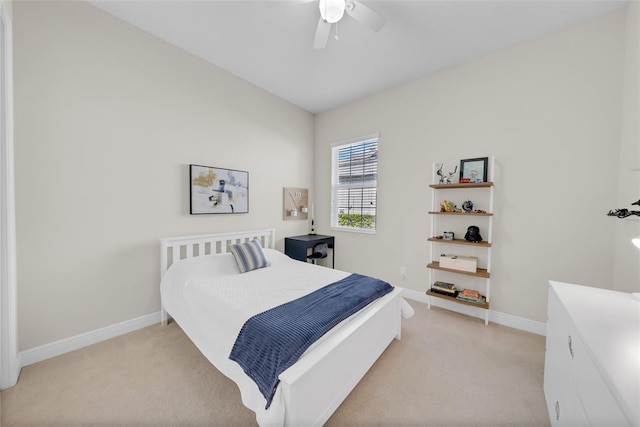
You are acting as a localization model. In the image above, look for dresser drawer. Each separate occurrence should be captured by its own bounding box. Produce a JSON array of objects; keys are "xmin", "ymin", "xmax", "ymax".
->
[
  {"xmin": 546, "ymin": 289, "xmax": 579, "ymax": 373},
  {"xmin": 544, "ymin": 362, "xmax": 571, "ymax": 427},
  {"xmin": 575, "ymin": 345, "xmax": 630, "ymax": 426}
]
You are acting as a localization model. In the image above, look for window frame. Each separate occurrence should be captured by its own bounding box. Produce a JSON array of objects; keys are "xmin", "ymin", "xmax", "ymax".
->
[{"xmin": 330, "ymin": 133, "xmax": 379, "ymax": 234}]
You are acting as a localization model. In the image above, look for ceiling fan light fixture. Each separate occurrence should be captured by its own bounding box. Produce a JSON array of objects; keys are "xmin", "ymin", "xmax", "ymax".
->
[{"xmin": 319, "ymin": 0, "xmax": 346, "ymax": 24}]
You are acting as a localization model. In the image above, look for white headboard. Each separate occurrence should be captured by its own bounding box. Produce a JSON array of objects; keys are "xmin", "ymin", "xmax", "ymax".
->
[
  {"xmin": 160, "ymin": 228, "xmax": 276, "ymax": 276},
  {"xmin": 159, "ymin": 229, "xmax": 275, "ymax": 325}
]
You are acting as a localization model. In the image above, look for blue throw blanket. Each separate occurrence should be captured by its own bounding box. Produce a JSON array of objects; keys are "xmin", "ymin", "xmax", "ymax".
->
[{"xmin": 229, "ymin": 273, "xmax": 394, "ymax": 409}]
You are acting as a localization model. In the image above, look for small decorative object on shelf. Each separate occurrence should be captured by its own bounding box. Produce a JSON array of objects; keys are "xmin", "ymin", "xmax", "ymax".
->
[
  {"xmin": 464, "ymin": 225, "xmax": 483, "ymax": 242},
  {"xmin": 439, "ymin": 254, "xmax": 478, "ymax": 272},
  {"xmin": 436, "ymin": 163, "xmax": 458, "ymax": 184},
  {"xmin": 443, "ymin": 231, "xmax": 454, "ymax": 240},
  {"xmin": 462, "ymin": 200, "xmax": 474, "ymax": 213},
  {"xmin": 440, "ymin": 200, "xmax": 459, "ymax": 212}
]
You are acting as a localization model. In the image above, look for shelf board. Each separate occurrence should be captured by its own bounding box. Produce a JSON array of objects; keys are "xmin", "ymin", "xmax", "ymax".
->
[
  {"xmin": 426, "ymin": 290, "xmax": 490, "ymax": 310},
  {"xmin": 428, "ymin": 237, "xmax": 491, "ymax": 247},
  {"xmin": 428, "ymin": 211, "xmax": 493, "ymax": 216},
  {"xmin": 427, "ymin": 262, "xmax": 490, "ymax": 278},
  {"xmin": 430, "ymin": 182, "xmax": 494, "ymax": 189}
]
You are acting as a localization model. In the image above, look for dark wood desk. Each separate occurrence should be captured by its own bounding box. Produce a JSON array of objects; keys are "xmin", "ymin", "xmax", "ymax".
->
[{"xmin": 284, "ymin": 234, "xmax": 335, "ymax": 268}]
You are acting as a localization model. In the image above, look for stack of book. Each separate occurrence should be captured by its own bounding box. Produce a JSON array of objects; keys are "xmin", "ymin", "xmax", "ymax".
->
[
  {"xmin": 456, "ymin": 289, "xmax": 486, "ymax": 304},
  {"xmin": 430, "ymin": 281, "xmax": 457, "ymax": 297}
]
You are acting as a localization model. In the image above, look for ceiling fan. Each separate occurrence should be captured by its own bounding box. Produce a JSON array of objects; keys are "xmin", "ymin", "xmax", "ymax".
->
[{"xmin": 313, "ymin": 0, "xmax": 387, "ymax": 49}]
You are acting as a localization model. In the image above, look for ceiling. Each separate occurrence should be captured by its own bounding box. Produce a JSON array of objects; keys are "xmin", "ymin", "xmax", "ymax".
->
[{"xmin": 88, "ymin": 0, "xmax": 628, "ymax": 113}]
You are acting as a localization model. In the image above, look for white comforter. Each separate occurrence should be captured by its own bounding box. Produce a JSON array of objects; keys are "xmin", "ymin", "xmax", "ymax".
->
[{"xmin": 160, "ymin": 248, "xmax": 413, "ymax": 426}]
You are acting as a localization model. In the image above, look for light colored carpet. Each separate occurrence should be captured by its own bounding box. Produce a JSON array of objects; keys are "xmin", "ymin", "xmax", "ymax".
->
[{"xmin": 1, "ymin": 300, "xmax": 550, "ymax": 426}]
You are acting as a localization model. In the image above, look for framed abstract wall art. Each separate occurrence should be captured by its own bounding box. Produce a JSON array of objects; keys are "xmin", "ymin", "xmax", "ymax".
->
[{"xmin": 190, "ymin": 164, "xmax": 249, "ymax": 214}]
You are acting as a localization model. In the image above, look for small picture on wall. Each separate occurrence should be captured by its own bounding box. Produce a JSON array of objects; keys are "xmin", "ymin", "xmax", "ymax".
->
[
  {"xmin": 283, "ymin": 187, "xmax": 309, "ymax": 221},
  {"xmin": 190, "ymin": 164, "xmax": 249, "ymax": 214},
  {"xmin": 459, "ymin": 157, "xmax": 488, "ymax": 183}
]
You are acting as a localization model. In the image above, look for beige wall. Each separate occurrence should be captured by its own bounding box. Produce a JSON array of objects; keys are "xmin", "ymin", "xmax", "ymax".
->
[
  {"xmin": 14, "ymin": 1, "xmax": 314, "ymax": 350},
  {"xmin": 315, "ymin": 8, "xmax": 631, "ymax": 323},
  {"xmin": 12, "ymin": 1, "xmax": 638, "ymax": 351},
  {"xmin": 613, "ymin": 1, "xmax": 640, "ymax": 293}
]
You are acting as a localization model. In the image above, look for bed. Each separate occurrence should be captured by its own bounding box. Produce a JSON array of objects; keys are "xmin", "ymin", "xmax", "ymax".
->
[{"xmin": 160, "ymin": 229, "xmax": 414, "ymax": 426}]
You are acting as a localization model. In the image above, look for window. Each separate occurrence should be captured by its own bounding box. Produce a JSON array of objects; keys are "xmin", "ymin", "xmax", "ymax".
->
[{"xmin": 331, "ymin": 134, "xmax": 378, "ymax": 233}]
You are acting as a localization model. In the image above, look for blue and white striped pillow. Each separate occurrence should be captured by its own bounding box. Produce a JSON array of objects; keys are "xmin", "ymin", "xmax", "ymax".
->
[{"xmin": 230, "ymin": 239, "xmax": 270, "ymax": 273}]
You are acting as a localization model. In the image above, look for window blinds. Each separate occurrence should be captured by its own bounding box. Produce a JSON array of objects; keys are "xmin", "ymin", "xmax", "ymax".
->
[{"xmin": 331, "ymin": 135, "xmax": 378, "ymax": 232}]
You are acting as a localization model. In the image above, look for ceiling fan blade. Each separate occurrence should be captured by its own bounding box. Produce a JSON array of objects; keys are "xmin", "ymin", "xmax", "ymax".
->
[
  {"xmin": 345, "ymin": 0, "xmax": 386, "ymax": 32},
  {"xmin": 313, "ymin": 18, "xmax": 332, "ymax": 49}
]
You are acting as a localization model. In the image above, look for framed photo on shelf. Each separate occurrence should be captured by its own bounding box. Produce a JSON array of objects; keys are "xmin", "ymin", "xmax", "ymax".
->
[
  {"xmin": 190, "ymin": 164, "xmax": 249, "ymax": 214},
  {"xmin": 459, "ymin": 157, "xmax": 488, "ymax": 183}
]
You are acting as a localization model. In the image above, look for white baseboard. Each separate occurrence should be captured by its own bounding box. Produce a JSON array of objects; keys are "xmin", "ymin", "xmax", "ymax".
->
[
  {"xmin": 18, "ymin": 290, "xmax": 546, "ymax": 368},
  {"xmin": 20, "ymin": 311, "xmax": 161, "ymax": 367},
  {"xmin": 400, "ymin": 288, "xmax": 547, "ymax": 336}
]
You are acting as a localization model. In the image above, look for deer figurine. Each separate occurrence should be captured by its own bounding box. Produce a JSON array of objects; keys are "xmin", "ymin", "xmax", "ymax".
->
[{"xmin": 436, "ymin": 164, "xmax": 458, "ymax": 184}]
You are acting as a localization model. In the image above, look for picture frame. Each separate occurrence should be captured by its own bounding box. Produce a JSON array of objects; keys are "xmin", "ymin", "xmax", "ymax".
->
[
  {"xmin": 283, "ymin": 187, "xmax": 309, "ymax": 221},
  {"xmin": 459, "ymin": 157, "xmax": 488, "ymax": 183},
  {"xmin": 190, "ymin": 164, "xmax": 249, "ymax": 214}
]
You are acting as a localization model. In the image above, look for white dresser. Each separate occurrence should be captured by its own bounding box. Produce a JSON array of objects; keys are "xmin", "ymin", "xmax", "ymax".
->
[{"xmin": 544, "ymin": 281, "xmax": 639, "ymax": 427}]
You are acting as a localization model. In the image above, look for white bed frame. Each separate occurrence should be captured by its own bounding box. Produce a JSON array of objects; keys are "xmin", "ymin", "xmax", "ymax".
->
[{"xmin": 160, "ymin": 229, "xmax": 404, "ymax": 426}]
